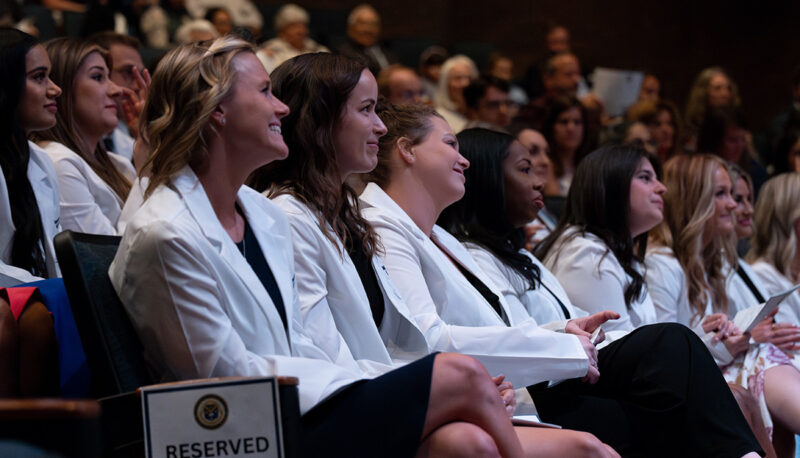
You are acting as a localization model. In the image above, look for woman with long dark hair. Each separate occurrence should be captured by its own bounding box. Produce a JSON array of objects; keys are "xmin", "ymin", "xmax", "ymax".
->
[
  {"xmin": 0, "ymin": 27, "xmax": 65, "ymax": 397},
  {"xmin": 536, "ymin": 146, "xmax": 661, "ymax": 333},
  {"xmin": 0, "ymin": 28, "xmax": 62, "ymax": 285}
]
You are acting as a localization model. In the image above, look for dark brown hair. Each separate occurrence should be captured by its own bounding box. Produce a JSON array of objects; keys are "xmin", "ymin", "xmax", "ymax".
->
[{"xmin": 249, "ymin": 52, "xmax": 379, "ymax": 256}]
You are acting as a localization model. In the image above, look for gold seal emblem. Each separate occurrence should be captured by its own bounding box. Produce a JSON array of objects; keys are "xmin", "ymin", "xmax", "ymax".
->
[{"xmin": 194, "ymin": 394, "xmax": 228, "ymax": 429}]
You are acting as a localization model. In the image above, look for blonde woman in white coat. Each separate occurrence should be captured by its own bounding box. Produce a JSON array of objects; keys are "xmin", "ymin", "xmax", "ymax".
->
[
  {"xmin": 249, "ymin": 53, "xmax": 620, "ymax": 458},
  {"xmin": 647, "ymin": 153, "xmax": 800, "ymax": 452},
  {"xmin": 742, "ymin": 172, "xmax": 800, "ymax": 342},
  {"xmin": 111, "ymin": 38, "xmax": 536, "ymax": 458},
  {"xmin": 435, "ymin": 129, "xmax": 764, "ymax": 457}
]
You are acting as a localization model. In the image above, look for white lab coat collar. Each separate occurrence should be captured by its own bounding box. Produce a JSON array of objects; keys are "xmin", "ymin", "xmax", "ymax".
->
[
  {"xmin": 360, "ymin": 182, "xmax": 517, "ymax": 326},
  {"xmin": 174, "ymin": 167, "xmax": 293, "ymax": 352},
  {"xmin": 360, "ymin": 182, "xmax": 428, "ymax": 241},
  {"xmin": 272, "ymin": 193, "xmax": 429, "ymax": 368}
]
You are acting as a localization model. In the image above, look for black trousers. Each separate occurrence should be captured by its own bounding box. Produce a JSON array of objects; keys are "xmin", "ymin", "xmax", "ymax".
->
[
  {"xmin": 300, "ymin": 353, "xmax": 435, "ymax": 458},
  {"xmin": 529, "ymin": 323, "xmax": 763, "ymax": 458}
]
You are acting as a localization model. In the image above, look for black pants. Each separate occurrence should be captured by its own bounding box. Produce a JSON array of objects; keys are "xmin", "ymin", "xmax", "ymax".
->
[
  {"xmin": 529, "ymin": 323, "xmax": 762, "ymax": 458},
  {"xmin": 300, "ymin": 353, "xmax": 435, "ymax": 458}
]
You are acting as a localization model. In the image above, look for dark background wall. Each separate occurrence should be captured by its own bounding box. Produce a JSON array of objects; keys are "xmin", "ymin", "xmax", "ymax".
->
[{"xmin": 260, "ymin": 0, "xmax": 800, "ymax": 130}]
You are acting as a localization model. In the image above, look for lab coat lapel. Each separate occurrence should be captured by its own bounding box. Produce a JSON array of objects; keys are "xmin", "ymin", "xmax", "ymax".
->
[
  {"xmin": 238, "ymin": 190, "xmax": 296, "ymax": 329},
  {"xmin": 361, "ymin": 183, "xmax": 511, "ymax": 326},
  {"xmin": 176, "ymin": 168, "xmax": 291, "ymax": 352},
  {"xmin": 28, "ymin": 145, "xmax": 61, "ymax": 276},
  {"xmin": 431, "ymin": 226, "xmax": 515, "ymax": 325}
]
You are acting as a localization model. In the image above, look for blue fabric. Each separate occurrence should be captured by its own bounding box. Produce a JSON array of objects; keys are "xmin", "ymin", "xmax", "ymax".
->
[{"xmin": 21, "ymin": 278, "xmax": 89, "ymax": 398}]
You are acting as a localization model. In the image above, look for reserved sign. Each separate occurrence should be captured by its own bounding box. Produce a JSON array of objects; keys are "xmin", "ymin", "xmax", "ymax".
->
[{"xmin": 141, "ymin": 377, "xmax": 284, "ymax": 458}]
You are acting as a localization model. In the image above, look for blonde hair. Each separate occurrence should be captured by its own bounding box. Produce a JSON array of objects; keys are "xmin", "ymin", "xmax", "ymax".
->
[
  {"xmin": 142, "ymin": 36, "xmax": 253, "ymax": 196},
  {"xmin": 435, "ymin": 54, "xmax": 478, "ymax": 111},
  {"xmin": 31, "ymin": 37, "xmax": 131, "ymax": 200},
  {"xmin": 684, "ymin": 67, "xmax": 741, "ymax": 134},
  {"xmin": 746, "ymin": 173, "xmax": 800, "ymax": 282},
  {"xmin": 650, "ymin": 154, "xmax": 737, "ymax": 319}
]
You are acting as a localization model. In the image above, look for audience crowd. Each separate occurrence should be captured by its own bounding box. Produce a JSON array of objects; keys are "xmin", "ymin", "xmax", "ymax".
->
[{"xmin": 3, "ymin": 2, "xmax": 800, "ymax": 457}]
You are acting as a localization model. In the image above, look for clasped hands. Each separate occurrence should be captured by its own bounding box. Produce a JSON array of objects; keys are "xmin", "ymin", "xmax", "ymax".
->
[{"xmin": 565, "ymin": 311, "xmax": 620, "ymax": 385}]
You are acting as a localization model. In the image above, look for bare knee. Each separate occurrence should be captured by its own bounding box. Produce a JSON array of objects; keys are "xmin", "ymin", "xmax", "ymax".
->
[
  {"xmin": 435, "ymin": 353, "xmax": 492, "ymax": 388},
  {"xmin": 434, "ymin": 353, "xmax": 497, "ymax": 405},
  {"xmin": 571, "ymin": 431, "xmax": 612, "ymax": 457},
  {"xmin": 18, "ymin": 302, "xmax": 55, "ymax": 343},
  {"xmin": 419, "ymin": 422, "xmax": 500, "ymax": 458}
]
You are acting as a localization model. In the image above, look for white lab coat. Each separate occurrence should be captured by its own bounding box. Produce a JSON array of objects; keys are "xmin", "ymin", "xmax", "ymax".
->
[
  {"xmin": 41, "ymin": 141, "xmax": 136, "ymax": 236},
  {"xmin": 271, "ymin": 194, "xmax": 430, "ymax": 374},
  {"xmin": 645, "ymin": 247, "xmax": 735, "ymax": 365},
  {"xmin": 109, "ymin": 167, "xmax": 363, "ymax": 414},
  {"xmin": 467, "ymin": 242, "xmax": 584, "ymax": 327},
  {"xmin": 541, "ymin": 228, "xmax": 657, "ymax": 334},
  {"xmin": 727, "ymin": 259, "xmax": 770, "ymax": 316},
  {"xmin": 359, "ymin": 183, "xmax": 588, "ymax": 388},
  {"xmin": 0, "ymin": 142, "xmax": 61, "ymax": 286},
  {"xmin": 751, "ymin": 260, "xmax": 800, "ymax": 326}
]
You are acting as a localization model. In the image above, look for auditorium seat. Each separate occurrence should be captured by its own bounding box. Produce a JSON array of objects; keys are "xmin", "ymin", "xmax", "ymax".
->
[{"xmin": 54, "ymin": 231, "xmax": 300, "ymax": 457}]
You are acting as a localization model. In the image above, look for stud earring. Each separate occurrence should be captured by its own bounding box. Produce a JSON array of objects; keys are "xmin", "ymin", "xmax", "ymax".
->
[{"xmin": 221, "ymin": 117, "xmax": 226, "ymax": 125}]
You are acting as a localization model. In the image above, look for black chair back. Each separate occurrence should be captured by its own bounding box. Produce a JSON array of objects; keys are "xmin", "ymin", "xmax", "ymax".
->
[{"xmin": 54, "ymin": 231, "xmax": 153, "ymax": 398}]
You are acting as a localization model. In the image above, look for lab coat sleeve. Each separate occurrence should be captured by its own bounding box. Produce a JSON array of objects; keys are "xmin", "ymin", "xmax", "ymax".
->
[
  {"xmin": 552, "ymin": 251, "xmax": 635, "ymax": 333},
  {"xmin": 283, "ymin": 209, "xmax": 390, "ymax": 377},
  {"xmin": 644, "ymin": 252, "xmax": 681, "ymax": 324},
  {"xmin": 53, "ymin": 156, "xmax": 118, "ymax": 235},
  {"xmin": 0, "ymin": 266, "xmax": 43, "ymax": 287},
  {"xmin": 372, "ymin": 220, "xmax": 588, "ymax": 387},
  {"xmin": 645, "ymin": 252, "xmax": 734, "ymax": 365},
  {"xmin": 111, "ymin": 220, "xmax": 361, "ymax": 413}
]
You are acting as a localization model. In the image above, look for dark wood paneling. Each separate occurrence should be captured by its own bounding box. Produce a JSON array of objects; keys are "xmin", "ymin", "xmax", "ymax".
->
[{"xmin": 261, "ymin": 0, "xmax": 800, "ymax": 128}]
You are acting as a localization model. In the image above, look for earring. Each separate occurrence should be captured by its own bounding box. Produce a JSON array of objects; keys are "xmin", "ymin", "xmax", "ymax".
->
[{"xmin": 221, "ymin": 117, "xmax": 226, "ymax": 125}]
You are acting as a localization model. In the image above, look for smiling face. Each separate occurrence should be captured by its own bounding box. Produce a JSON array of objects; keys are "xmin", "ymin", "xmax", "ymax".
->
[
  {"xmin": 710, "ymin": 166, "xmax": 737, "ymax": 237},
  {"xmin": 218, "ymin": 52, "xmax": 290, "ymax": 170},
  {"xmin": 18, "ymin": 44, "xmax": 62, "ymax": 134},
  {"xmin": 73, "ymin": 52, "xmax": 122, "ymax": 140},
  {"xmin": 413, "ymin": 115, "xmax": 470, "ymax": 207},
  {"xmin": 332, "ymin": 69, "xmax": 387, "ymax": 180},
  {"xmin": 504, "ymin": 140, "xmax": 546, "ymax": 228},
  {"xmin": 732, "ymin": 177, "xmax": 754, "ymax": 239},
  {"xmin": 628, "ymin": 157, "xmax": 666, "ymax": 237}
]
